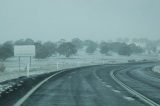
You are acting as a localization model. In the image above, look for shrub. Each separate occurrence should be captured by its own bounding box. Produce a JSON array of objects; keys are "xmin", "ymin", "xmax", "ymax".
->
[{"xmin": 57, "ymin": 42, "xmax": 77, "ymax": 57}]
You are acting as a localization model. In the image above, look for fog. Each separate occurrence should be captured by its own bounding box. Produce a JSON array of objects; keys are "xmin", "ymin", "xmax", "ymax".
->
[{"xmin": 0, "ymin": 0, "xmax": 160, "ymax": 42}]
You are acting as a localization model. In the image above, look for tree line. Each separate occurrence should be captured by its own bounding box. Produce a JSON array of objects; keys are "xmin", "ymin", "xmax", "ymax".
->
[{"xmin": 0, "ymin": 38, "xmax": 157, "ymax": 61}]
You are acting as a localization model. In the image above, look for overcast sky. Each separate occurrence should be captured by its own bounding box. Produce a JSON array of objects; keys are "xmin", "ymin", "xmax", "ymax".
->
[{"xmin": 0, "ymin": 0, "xmax": 160, "ymax": 42}]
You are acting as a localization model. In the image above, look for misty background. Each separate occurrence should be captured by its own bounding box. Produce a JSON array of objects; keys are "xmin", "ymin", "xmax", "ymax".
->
[
  {"xmin": 1, "ymin": 0, "xmax": 160, "ymax": 98},
  {"xmin": 0, "ymin": 0, "xmax": 160, "ymax": 42}
]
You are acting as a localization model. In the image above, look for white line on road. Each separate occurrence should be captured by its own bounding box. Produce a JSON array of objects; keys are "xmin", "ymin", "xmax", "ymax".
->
[
  {"xmin": 105, "ymin": 85, "xmax": 112, "ymax": 88},
  {"xmin": 123, "ymin": 96, "xmax": 135, "ymax": 101},
  {"xmin": 93, "ymin": 71, "xmax": 113, "ymax": 89},
  {"xmin": 112, "ymin": 89, "xmax": 121, "ymax": 93},
  {"xmin": 94, "ymin": 71, "xmax": 103, "ymax": 82}
]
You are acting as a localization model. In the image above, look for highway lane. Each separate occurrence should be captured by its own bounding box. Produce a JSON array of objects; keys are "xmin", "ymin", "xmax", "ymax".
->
[
  {"xmin": 115, "ymin": 63, "xmax": 160, "ymax": 104},
  {"xmin": 20, "ymin": 64, "xmax": 151, "ymax": 106}
]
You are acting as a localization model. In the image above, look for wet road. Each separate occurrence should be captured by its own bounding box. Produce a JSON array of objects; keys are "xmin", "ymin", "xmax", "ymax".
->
[{"xmin": 20, "ymin": 63, "xmax": 160, "ymax": 106}]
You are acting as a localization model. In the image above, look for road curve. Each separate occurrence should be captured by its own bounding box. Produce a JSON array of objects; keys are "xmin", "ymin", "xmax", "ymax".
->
[{"xmin": 15, "ymin": 63, "xmax": 160, "ymax": 106}]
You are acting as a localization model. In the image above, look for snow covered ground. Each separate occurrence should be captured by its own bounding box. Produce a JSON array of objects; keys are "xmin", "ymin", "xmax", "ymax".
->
[
  {"xmin": 0, "ymin": 53, "xmax": 159, "ymax": 83},
  {"xmin": 0, "ymin": 53, "xmax": 159, "ymax": 95},
  {"xmin": 152, "ymin": 65, "xmax": 160, "ymax": 74}
]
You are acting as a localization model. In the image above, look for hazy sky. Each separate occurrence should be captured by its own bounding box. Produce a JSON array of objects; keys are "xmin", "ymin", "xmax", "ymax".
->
[{"xmin": 0, "ymin": 0, "xmax": 160, "ymax": 42}]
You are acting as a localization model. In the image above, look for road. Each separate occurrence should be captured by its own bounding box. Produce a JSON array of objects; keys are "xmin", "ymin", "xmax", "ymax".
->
[{"xmin": 16, "ymin": 62, "xmax": 160, "ymax": 106}]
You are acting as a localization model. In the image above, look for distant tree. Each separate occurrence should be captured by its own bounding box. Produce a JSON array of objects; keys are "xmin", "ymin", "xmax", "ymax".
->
[
  {"xmin": 84, "ymin": 40, "xmax": 94, "ymax": 46},
  {"xmin": 43, "ymin": 41, "xmax": 57, "ymax": 55},
  {"xmin": 109, "ymin": 42, "xmax": 123, "ymax": 53},
  {"xmin": 0, "ymin": 41, "xmax": 14, "ymax": 60},
  {"xmin": 71, "ymin": 38, "xmax": 83, "ymax": 50},
  {"xmin": 57, "ymin": 42, "xmax": 77, "ymax": 57},
  {"xmin": 118, "ymin": 43, "xmax": 132, "ymax": 56},
  {"xmin": 35, "ymin": 41, "xmax": 43, "ymax": 58},
  {"xmin": 15, "ymin": 38, "xmax": 35, "ymax": 45},
  {"xmin": 35, "ymin": 41, "xmax": 52, "ymax": 59},
  {"xmin": 99, "ymin": 42, "xmax": 126, "ymax": 55},
  {"xmin": 14, "ymin": 39, "xmax": 25, "ymax": 45},
  {"xmin": 99, "ymin": 41, "xmax": 144, "ymax": 56},
  {"xmin": 24, "ymin": 38, "xmax": 35, "ymax": 45},
  {"xmin": 145, "ymin": 41, "xmax": 157, "ymax": 54},
  {"xmin": 99, "ymin": 42, "xmax": 110, "ymax": 55},
  {"xmin": 129, "ymin": 43, "xmax": 144, "ymax": 54},
  {"xmin": 84, "ymin": 40, "xmax": 98, "ymax": 54},
  {"xmin": 35, "ymin": 41, "xmax": 57, "ymax": 59},
  {"xmin": 57, "ymin": 39, "xmax": 66, "ymax": 46},
  {"xmin": 86, "ymin": 46, "xmax": 97, "ymax": 54}
]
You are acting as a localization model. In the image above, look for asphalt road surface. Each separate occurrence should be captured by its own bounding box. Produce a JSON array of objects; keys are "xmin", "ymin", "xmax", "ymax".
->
[{"xmin": 18, "ymin": 62, "xmax": 160, "ymax": 106}]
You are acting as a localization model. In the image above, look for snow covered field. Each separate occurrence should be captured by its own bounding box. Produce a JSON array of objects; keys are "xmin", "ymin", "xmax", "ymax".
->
[
  {"xmin": 0, "ymin": 53, "xmax": 159, "ymax": 83},
  {"xmin": 152, "ymin": 65, "xmax": 160, "ymax": 74}
]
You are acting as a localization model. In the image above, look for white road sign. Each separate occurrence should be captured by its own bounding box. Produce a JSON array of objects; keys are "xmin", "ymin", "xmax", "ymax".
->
[{"xmin": 14, "ymin": 45, "xmax": 35, "ymax": 57}]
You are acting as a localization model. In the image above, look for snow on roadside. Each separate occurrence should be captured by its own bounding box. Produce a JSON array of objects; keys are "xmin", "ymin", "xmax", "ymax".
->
[
  {"xmin": 152, "ymin": 65, "xmax": 160, "ymax": 74},
  {"xmin": 0, "ymin": 53, "xmax": 159, "ymax": 83},
  {"xmin": 0, "ymin": 57, "xmax": 109, "ymax": 83},
  {"xmin": 0, "ymin": 53, "xmax": 159, "ymax": 95}
]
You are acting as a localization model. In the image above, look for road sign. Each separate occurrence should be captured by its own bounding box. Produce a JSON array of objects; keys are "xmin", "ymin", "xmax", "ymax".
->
[
  {"xmin": 14, "ymin": 45, "xmax": 35, "ymax": 72},
  {"xmin": 14, "ymin": 45, "xmax": 35, "ymax": 57}
]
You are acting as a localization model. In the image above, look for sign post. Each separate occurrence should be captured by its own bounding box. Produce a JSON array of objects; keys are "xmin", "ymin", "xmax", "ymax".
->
[
  {"xmin": 14, "ymin": 45, "xmax": 35, "ymax": 77},
  {"xmin": 56, "ymin": 62, "xmax": 59, "ymax": 71},
  {"xmin": 27, "ymin": 64, "xmax": 30, "ymax": 77},
  {"xmin": 18, "ymin": 57, "xmax": 20, "ymax": 71},
  {"xmin": 30, "ymin": 56, "xmax": 32, "ymax": 67}
]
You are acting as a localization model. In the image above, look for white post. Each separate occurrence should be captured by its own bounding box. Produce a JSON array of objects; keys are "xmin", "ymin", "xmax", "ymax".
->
[
  {"xmin": 19, "ymin": 57, "xmax": 21, "ymax": 71},
  {"xmin": 56, "ymin": 62, "xmax": 59, "ymax": 71},
  {"xmin": 27, "ymin": 64, "xmax": 30, "ymax": 77}
]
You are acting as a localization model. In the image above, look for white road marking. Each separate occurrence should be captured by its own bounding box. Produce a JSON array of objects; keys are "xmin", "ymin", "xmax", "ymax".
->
[
  {"xmin": 102, "ymin": 82, "xmax": 106, "ymax": 84},
  {"xmin": 112, "ymin": 89, "xmax": 121, "ymax": 93},
  {"xmin": 94, "ymin": 71, "xmax": 113, "ymax": 89},
  {"xmin": 123, "ymin": 96, "xmax": 135, "ymax": 101},
  {"xmin": 93, "ymin": 71, "xmax": 104, "ymax": 83},
  {"xmin": 105, "ymin": 85, "xmax": 112, "ymax": 88}
]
